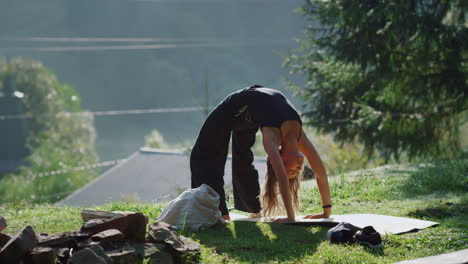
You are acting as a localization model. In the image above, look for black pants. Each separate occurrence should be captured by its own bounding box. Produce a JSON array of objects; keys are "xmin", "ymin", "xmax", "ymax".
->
[
  {"xmin": 231, "ymin": 128, "xmax": 261, "ymax": 214},
  {"xmin": 190, "ymin": 107, "xmax": 261, "ymax": 216}
]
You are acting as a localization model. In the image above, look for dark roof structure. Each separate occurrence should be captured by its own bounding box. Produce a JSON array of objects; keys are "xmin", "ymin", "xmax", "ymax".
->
[{"xmin": 60, "ymin": 148, "xmax": 267, "ymax": 207}]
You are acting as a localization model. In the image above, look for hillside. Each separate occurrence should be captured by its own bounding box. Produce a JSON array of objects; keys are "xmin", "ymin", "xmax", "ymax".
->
[{"xmin": 1, "ymin": 158, "xmax": 467, "ymax": 263}]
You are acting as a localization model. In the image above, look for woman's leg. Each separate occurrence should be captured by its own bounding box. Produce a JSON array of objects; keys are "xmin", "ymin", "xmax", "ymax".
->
[
  {"xmin": 190, "ymin": 103, "xmax": 232, "ymax": 216},
  {"xmin": 190, "ymin": 137, "xmax": 230, "ymax": 215},
  {"xmin": 231, "ymin": 128, "xmax": 261, "ymax": 213}
]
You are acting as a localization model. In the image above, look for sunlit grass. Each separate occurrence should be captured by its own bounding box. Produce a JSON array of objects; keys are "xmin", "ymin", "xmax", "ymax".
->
[{"xmin": 1, "ymin": 157, "xmax": 467, "ymax": 263}]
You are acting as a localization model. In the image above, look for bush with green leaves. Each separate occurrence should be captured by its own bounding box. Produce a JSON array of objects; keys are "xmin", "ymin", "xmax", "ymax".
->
[
  {"xmin": 285, "ymin": 0, "xmax": 467, "ymax": 161},
  {"xmin": 144, "ymin": 129, "xmax": 168, "ymax": 149},
  {"xmin": 145, "ymin": 124, "xmax": 385, "ymax": 175},
  {"xmin": 302, "ymin": 127, "xmax": 385, "ymax": 175},
  {"xmin": 144, "ymin": 129, "xmax": 196, "ymax": 154},
  {"xmin": 260, "ymin": 125, "xmax": 385, "ymax": 176},
  {"xmin": 253, "ymin": 125, "xmax": 385, "ymax": 174},
  {"xmin": 0, "ymin": 58, "xmax": 98, "ymax": 203}
]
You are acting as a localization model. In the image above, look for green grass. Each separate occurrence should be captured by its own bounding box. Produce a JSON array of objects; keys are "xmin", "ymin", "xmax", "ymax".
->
[{"xmin": 1, "ymin": 158, "xmax": 467, "ymax": 263}]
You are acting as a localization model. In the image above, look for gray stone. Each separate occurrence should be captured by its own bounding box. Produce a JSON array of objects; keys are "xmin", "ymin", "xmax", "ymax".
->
[
  {"xmin": 38, "ymin": 231, "xmax": 90, "ymax": 248},
  {"xmin": 152, "ymin": 221, "xmax": 177, "ymax": 231},
  {"xmin": 69, "ymin": 248, "xmax": 107, "ymax": 264},
  {"xmin": 81, "ymin": 212, "xmax": 148, "ymax": 242},
  {"xmin": 146, "ymin": 222, "xmax": 201, "ymax": 263},
  {"xmin": 55, "ymin": 247, "xmax": 71, "ymax": 262},
  {"xmin": 81, "ymin": 209, "xmax": 127, "ymax": 222},
  {"xmin": 76, "ymin": 240, "xmax": 96, "ymax": 251},
  {"xmin": 87, "ymin": 239, "xmax": 129, "ymax": 252},
  {"xmin": 179, "ymin": 236, "xmax": 200, "ymax": 253},
  {"xmin": 147, "ymin": 222, "xmax": 185, "ymax": 251},
  {"xmin": 29, "ymin": 247, "xmax": 56, "ymax": 264},
  {"xmin": 80, "ymin": 240, "xmax": 115, "ymax": 251},
  {"xmin": 91, "ymin": 229, "xmax": 125, "ymax": 243},
  {"xmin": 69, "ymin": 245, "xmax": 112, "ymax": 264},
  {"xmin": 148, "ymin": 251, "xmax": 175, "ymax": 264},
  {"xmin": 139, "ymin": 244, "xmax": 174, "ymax": 264},
  {"xmin": 122, "ymin": 213, "xmax": 148, "ymax": 242},
  {"xmin": 82, "ymin": 219, "xmax": 107, "ymax": 229},
  {"xmin": 106, "ymin": 248, "xmax": 142, "ymax": 264},
  {"xmin": 0, "ymin": 225, "xmax": 37, "ymax": 263},
  {"xmin": 133, "ymin": 242, "xmax": 171, "ymax": 258},
  {"xmin": 133, "ymin": 243, "xmax": 175, "ymax": 264},
  {"xmin": 176, "ymin": 236, "xmax": 201, "ymax": 264}
]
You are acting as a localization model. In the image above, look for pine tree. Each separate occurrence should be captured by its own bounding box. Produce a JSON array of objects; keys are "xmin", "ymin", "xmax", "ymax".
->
[{"xmin": 285, "ymin": 0, "xmax": 467, "ymax": 160}]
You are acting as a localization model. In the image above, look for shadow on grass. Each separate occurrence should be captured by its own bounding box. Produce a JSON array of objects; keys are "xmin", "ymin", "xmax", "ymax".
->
[
  {"xmin": 190, "ymin": 221, "xmax": 328, "ymax": 263},
  {"xmin": 407, "ymin": 201, "xmax": 468, "ymax": 220},
  {"xmin": 363, "ymin": 245, "xmax": 385, "ymax": 256},
  {"xmin": 398, "ymin": 158, "xmax": 468, "ymax": 198}
]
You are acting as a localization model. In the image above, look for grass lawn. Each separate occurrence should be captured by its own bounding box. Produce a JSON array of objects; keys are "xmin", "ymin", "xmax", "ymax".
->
[{"xmin": 1, "ymin": 158, "xmax": 467, "ymax": 263}]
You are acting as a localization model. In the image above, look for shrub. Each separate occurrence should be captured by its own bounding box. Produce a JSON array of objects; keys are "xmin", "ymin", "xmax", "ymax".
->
[{"xmin": 0, "ymin": 58, "xmax": 98, "ymax": 203}]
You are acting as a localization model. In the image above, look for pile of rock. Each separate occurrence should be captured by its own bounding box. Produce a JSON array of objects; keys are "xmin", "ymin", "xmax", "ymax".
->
[{"xmin": 0, "ymin": 210, "xmax": 201, "ymax": 264}]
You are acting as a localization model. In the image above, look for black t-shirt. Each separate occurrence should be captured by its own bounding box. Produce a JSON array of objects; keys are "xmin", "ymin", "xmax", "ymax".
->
[
  {"xmin": 192, "ymin": 85, "xmax": 302, "ymax": 154},
  {"xmin": 223, "ymin": 85, "xmax": 302, "ymax": 131}
]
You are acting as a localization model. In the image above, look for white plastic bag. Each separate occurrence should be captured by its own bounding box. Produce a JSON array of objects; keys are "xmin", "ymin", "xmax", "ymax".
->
[{"xmin": 157, "ymin": 184, "xmax": 225, "ymax": 231}]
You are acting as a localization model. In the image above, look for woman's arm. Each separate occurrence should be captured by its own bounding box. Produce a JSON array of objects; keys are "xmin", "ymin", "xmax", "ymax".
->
[
  {"xmin": 261, "ymin": 127, "xmax": 296, "ymax": 222},
  {"xmin": 298, "ymin": 129, "xmax": 332, "ymax": 218}
]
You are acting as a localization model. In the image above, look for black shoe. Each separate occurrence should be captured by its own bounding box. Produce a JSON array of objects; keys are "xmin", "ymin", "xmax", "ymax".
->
[
  {"xmin": 354, "ymin": 226, "xmax": 384, "ymax": 249},
  {"xmin": 327, "ymin": 222, "xmax": 360, "ymax": 244}
]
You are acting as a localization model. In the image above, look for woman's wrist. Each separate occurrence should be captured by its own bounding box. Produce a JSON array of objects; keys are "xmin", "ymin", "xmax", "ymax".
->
[
  {"xmin": 322, "ymin": 205, "xmax": 332, "ymax": 217},
  {"xmin": 287, "ymin": 211, "xmax": 296, "ymax": 221}
]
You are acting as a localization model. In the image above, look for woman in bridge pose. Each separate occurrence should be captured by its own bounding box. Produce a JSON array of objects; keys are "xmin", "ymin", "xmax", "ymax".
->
[{"xmin": 190, "ymin": 85, "xmax": 332, "ymax": 222}]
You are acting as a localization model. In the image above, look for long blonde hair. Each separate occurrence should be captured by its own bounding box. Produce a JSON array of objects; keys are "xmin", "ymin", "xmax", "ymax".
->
[{"xmin": 260, "ymin": 158, "xmax": 303, "ymax": 217}]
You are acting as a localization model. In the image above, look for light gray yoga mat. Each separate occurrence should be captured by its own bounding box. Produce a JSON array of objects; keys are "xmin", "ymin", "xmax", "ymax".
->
[{"xmin": 230, "ymin": 213, "xmax": 439, "ymax": 235}]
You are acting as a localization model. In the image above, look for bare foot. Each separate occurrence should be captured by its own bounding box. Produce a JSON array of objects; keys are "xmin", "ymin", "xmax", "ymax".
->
[
  {"xmin": 222, "ymin": 214, "xmax": 231, "ymax": 221},
  {"xmin": 249, "ymin": 212, "xmax": 262, "ymax": 218}
]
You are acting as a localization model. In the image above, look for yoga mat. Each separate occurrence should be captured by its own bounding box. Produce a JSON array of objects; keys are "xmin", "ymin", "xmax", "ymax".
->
[{"xmin": 230, "ymin": 213, "xmax": 439, "ymax": 235}]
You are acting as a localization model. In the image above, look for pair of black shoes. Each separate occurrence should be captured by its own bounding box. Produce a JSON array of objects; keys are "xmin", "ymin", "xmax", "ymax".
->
[{"xmin": 327, "ymin": 222, "xmax": 384, "ymax": 249}]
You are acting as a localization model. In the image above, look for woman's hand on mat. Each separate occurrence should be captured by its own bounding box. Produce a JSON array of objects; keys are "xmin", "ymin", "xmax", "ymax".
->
[
  {"xmin": 273, "ymin": 217, "xmax": 295, "ymax": 223},
  {"xmin": 303, "ymin": 213, "xmax": 329, "ymax": 219},
  {"xmin": 222, "ymin": 214, "xmax": 231, "ymax": 221},
  {"xmin": 304, "ymin": 207, "xmax": 331, "ymax": 219}
]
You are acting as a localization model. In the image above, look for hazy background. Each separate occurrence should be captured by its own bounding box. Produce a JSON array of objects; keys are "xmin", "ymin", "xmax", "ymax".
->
[{"xmin": 0, "ymin": 0, "xmax": 307, "ymax": 161}]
